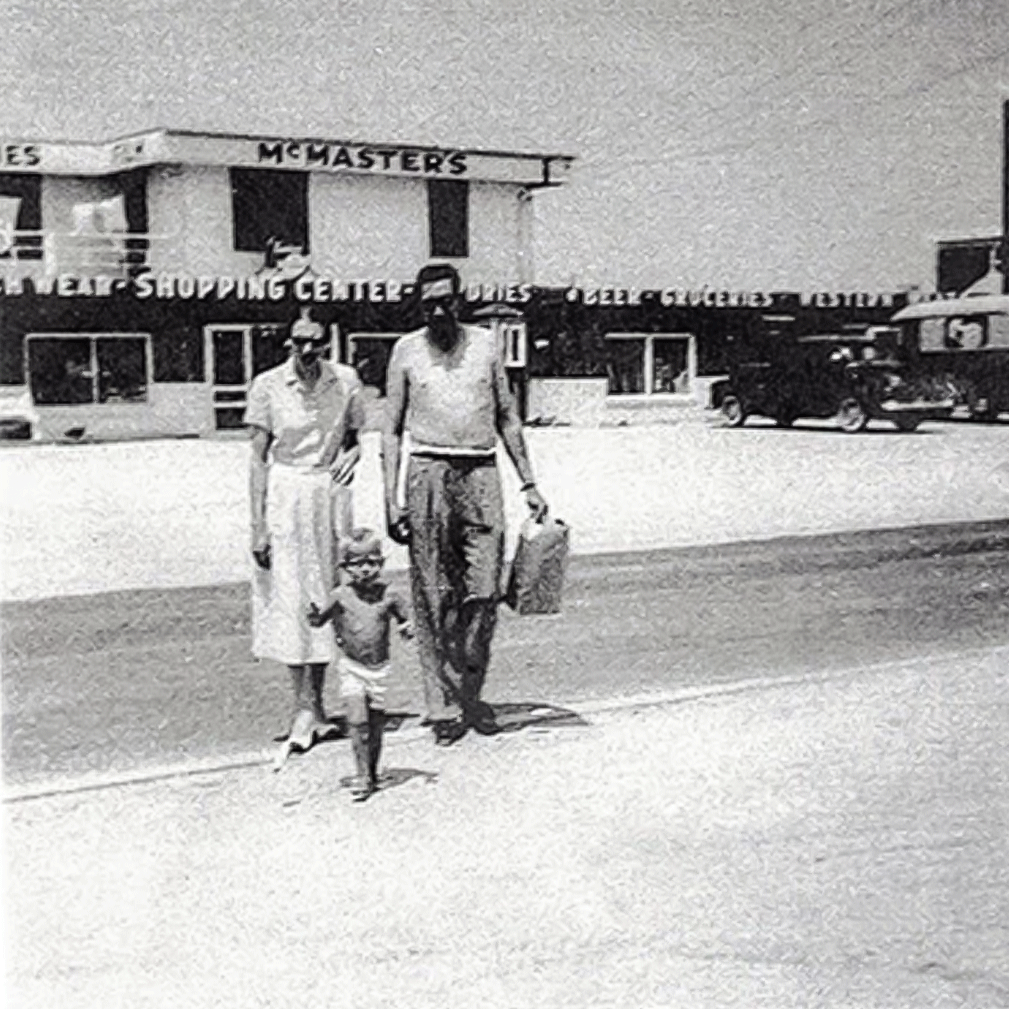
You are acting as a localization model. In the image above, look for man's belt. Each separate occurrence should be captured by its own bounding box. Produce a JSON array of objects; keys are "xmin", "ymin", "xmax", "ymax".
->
[{"xmin": 409, "ymin": 442, "xmax": 496, "ymax": 460}]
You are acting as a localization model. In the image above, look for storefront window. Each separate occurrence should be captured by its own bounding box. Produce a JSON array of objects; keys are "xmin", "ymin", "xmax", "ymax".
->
[
  {"xmin": 350, "ymin": 335, "xmax": 399, "ymax": 395},
  {"xmin": 0, "ymin": 173, "xmax": 42, "ymax": 262},
  {"xmin": 605, "ymin": 333, "xmax": 695, "ymax": 395},
  {"xmin": 27, "ymin": 335, "xmax": 149, "ymax": 406},
  {"xmin": 606, "ymin": 339, "xmax": 645, "ymax": 394},
  {"xmin": 251, "ymin": 324, "xmax": 291, "ymax": 377},
  {"xmin": 212, "ymin": 329, "xmax": 246, "ymax": 386},
  {"xmin": 28, "ymin": 338, "xmax": 96, "ymax": 405},
  {"xmin": 96, "ymin": 337, "xmax": 148, "ymax": 403},
  {"xmin": 652, "ymin": 337, "xmax": 689, "ymax": 393},
  {"xmin": 153, "ymin": 329, "xmax": 204, "ymax": 382}
]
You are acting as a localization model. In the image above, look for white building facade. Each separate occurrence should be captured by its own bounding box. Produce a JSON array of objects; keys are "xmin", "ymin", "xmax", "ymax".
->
[{"xmin": 0, "ymin": 129, "xmax": 573, "ymax": 440}]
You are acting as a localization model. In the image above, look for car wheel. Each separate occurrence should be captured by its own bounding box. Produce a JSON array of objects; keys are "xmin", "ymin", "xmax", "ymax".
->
[
  {"xmin": 721, "ymin": 395, "xmax": 745, "ymax": 427},
  {"xmin": 967, "ymin": 394, "xmax": 999, "ymax": 422},
  {"xmin": 837, "ymin": 398, "xmax": 868, "ymax": 433},
  {"xmin": 893, "ymin": 416, "xmax": 920, "ymax": 433}
]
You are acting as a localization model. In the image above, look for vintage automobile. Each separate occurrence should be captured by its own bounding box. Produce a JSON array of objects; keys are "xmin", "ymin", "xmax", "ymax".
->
[
  {"xmin": 712, "ymin": 327, "xmax": 956, "ymax": 433},
  {"xmin": 890, "ymin": 293, "xmax": 1009, "ymax": 422}
]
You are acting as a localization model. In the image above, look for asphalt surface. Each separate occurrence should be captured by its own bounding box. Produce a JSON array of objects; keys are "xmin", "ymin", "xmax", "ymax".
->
[
  {"xmin": 7, "ymin": 648, "xmax": 1007, "ymax": 1008},
  {"xmin": 4, "ymin": 422, "xmax": 1009, "ymax": 1007},
  {"xmin": 4, "ymin": 519, "xmax": 1009, "ymax": 791}
]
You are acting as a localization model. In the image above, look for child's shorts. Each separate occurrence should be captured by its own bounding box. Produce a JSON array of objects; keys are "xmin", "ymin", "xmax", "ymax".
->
[{"xmin": 338, "ymin": 655, "xmax": 390, "ymax": 708}]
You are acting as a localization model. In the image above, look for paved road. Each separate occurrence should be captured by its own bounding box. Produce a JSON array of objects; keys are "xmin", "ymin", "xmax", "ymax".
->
[
  {"xmin": 4, "ymin": 520, "xmax": 1009, "ymax": 790},
  {"xmin": 5, "ymin": 426, "xmax": 1009, "ymax": 1006},
  {"xmin": 7, "ymin": 648, "xmax": 1007, "ymax": 1008}
]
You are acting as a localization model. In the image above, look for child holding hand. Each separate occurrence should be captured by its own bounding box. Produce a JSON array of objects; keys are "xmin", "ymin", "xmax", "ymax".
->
[{"xmin": 308, "ymin": 528, "xmax": 413, "ymax": 800}]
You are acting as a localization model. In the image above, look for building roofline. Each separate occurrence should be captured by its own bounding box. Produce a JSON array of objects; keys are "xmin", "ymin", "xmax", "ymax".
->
[
  {"xmin": 5, "ymin": 126, "xmax": 576, "ymax": 165},
  {"xmin": 891, "ymin": 293, "xmax": 1009, "ymax": 320},
  {"xmin": 161, "ymin": 127, "xmax": 576, "ymax": 164}
]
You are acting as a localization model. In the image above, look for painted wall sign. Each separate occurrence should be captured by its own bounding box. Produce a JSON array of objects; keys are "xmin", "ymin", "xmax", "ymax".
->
[
  {"xmin": 256, "ymin": 140, "xmax": 468, "ymax": 177},
  {"xmin": 2, "ymin": 143, "xmax": 41, "ymax": 169},
  {"xmin": 0, "ymin": 272, "xmax": 538, "ymax": 304},
  {"xmin": 0, "ymin": 271, "xmax": 903, "ymax": 308},
  {"xmin": 562, "ymin": 287, "xmax": 898, "ymax": 310}
]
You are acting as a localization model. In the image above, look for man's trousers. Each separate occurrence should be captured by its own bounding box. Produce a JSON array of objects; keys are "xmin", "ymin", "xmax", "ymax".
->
[{"xmin": 405, "ymin": 454, "xmax": 504, "ymax": 724}]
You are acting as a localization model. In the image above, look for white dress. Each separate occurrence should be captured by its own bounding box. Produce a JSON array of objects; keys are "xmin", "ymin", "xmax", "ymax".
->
[{"xmin": 246, "ymin": 359, "xmax": 363, "ymax": 666}]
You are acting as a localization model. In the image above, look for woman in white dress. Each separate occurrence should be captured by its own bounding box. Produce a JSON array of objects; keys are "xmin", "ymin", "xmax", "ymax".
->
[{"xmin": 245, "ymin": 312, "xmax": 365, "ymax": 767}]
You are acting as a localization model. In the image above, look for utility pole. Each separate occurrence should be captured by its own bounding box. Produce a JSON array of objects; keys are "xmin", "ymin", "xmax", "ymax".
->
[{"xmin": 1003, "ymin": 99, "xmax": 1008, "ymax": 292}]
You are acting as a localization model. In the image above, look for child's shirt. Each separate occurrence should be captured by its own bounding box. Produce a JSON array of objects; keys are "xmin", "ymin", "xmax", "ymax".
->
[{"xmin": 318, "ymin": 581, "xmax": 409, "ymax": 669}]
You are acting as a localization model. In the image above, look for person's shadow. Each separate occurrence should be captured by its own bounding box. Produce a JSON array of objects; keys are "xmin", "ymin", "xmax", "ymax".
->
[
  {"xmin": 485, "ymin": 700, "xmax": 589, "ymax": 733},
  {"xmin": 338, "ymin": 767, "xmax": 439, "ymax": 793}
]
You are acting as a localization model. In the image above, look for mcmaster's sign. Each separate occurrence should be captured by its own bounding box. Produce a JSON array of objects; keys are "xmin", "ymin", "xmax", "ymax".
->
[
  {"xmin": 257, "ymin": 140, "xmax": 469, "ymax": 177},
  {"xmin": 0, "ymin": 130, "xmax": 571, "ymax": 186}
]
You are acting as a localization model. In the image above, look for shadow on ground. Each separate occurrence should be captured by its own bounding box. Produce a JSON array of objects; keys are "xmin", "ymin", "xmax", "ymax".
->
[
  {"xmin": 272, "ymin": 711, "xmax": 421, "ymax": 746},
  {"xmin": 489, "ymin": 700, "xmax": 589, "ymax": 733},
  {"xmin": 338, "ymin": 768, "xmax": 440, "ymax": 794}
]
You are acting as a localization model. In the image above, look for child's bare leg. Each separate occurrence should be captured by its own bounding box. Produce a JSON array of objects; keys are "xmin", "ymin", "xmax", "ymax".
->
[
  {"xmin": 307, "ymin": 663, "xmax": 327, "ymax": 725},
  {"xmin": 367, "ymin": 703, "xmax": 385, "ymax": 787},
  {"xmin": 345, "ymin": 694, "xmax": 374, "ymax": 800}
]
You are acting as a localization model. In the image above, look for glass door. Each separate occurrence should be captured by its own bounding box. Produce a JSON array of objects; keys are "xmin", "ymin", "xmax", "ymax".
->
[{"xmin": 206, "ymin": 325, "xmax": 251, "ymax": 429}]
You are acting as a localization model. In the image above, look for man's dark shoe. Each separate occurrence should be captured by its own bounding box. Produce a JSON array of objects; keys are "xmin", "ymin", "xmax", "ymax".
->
[
  {"xmin": 432, "ymin": 720, "xmax": 467, "ymax": 746},
  {"xmin": 465, "ymin": 705, "xmax": 501, "ymax": 736}
]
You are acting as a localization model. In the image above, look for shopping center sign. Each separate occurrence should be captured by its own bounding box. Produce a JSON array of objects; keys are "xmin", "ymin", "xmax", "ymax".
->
[
  {"xmin": 0, "ymin": 271, "xmax": 905, "ymax": 308},
  {"xmin": 0, "ymin": 271, "xmax": 537, "ymax": 304}
]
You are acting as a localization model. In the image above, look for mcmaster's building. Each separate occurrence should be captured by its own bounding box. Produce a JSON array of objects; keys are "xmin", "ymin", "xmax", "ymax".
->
[
  {"xmin": 0, "ymin": 127, "xmax": 572, "ymax": 439},
  {"xmin": 1, "ymin": 126, "xmax": 913, "ymax": 441}
]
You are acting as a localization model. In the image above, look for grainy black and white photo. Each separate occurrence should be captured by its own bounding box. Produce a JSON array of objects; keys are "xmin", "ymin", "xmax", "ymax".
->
[{"xmin": 2, "ymin": 1, "xmax": 1008, "ymax": 1005}]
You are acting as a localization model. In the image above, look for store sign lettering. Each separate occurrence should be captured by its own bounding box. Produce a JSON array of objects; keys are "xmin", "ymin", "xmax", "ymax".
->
[
  {"xmin": 800, "ymin": 291, "xmax": 895, "ymax": 309},
  {"xmin": 2, "ymin": 143, "xmax": 41, "ymax": 168},
  {"xmin": 566, "ymin": 287, "xmax": 644, "ymax": 307},
  {"xmin": 257, "ymin": 141, "xmax": 468, "ymax": 176},
  {"xmin": 561, "ymin": 287, "xmax": 897, "ymax": 310},
  {"xmin": 656, "ymin": 289, "xmax": 774, "ymax": 308},
  {"xmin": 0, "ymin": 273, "xmax": 904, "ymax": 309},
  {"xmin": 464, "ymin": 283, "xmax": 532, "ymax": 304}
]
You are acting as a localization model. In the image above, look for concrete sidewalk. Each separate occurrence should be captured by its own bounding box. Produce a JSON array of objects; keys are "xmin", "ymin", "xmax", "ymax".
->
[
  {"xmin": 3, "ymin": 420, "xmax": 1009, "ymax": 601},
  {"xmin": 6, "ymin": 648, "xmax": 1008, "ymax": 1009}
]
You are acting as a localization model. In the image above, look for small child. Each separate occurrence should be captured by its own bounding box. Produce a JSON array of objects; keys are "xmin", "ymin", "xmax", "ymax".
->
[{"xmin": 308, "ymin": 528, "xmax": 413, "ymax": 801}]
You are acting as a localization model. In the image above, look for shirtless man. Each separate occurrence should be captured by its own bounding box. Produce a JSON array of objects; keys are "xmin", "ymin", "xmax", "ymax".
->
[{"xmin": 383, "ymin": 262, "xmax": 548, "ymax": 745}]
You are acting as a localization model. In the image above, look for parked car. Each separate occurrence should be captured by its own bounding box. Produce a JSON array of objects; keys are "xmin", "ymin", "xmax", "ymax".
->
[
  {"xmin": 890, "ymin": 293, "xmax": 1009, "ymax": 422},
  {"xmin": 711, "ymin": 327, "xmax": 956, "ymax": 432}
]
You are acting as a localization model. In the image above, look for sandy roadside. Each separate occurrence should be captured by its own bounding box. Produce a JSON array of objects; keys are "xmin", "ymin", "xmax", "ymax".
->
[{"xmin": 3, "ymin": 420, "xmax": 1009, "ymax": 601}]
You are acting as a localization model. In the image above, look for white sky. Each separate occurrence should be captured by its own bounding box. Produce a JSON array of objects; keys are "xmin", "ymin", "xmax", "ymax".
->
[{"xmin": 4, "ymin": 0, "xmax": 1008, "ymax": 291}]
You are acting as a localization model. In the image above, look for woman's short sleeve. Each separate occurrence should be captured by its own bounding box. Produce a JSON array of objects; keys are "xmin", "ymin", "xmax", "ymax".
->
[
  {"xmin": 334, "ymin": 364, "xmax": 366, "ymax": 432},
  {"xmin": 244, "ymin": 374, "xmax": 272, "ymax": 432}
]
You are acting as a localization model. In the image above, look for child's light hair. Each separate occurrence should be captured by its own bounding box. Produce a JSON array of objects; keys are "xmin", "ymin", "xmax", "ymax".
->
[{"xmin": 341, "ymin": 527, "xmax": 383, "ymax": 564}]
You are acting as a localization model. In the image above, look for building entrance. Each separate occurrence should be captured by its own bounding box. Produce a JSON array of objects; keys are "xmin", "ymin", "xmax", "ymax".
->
[{"xmin": 204, "ymin": 323, "xmax": 288, "ymax": 428}]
